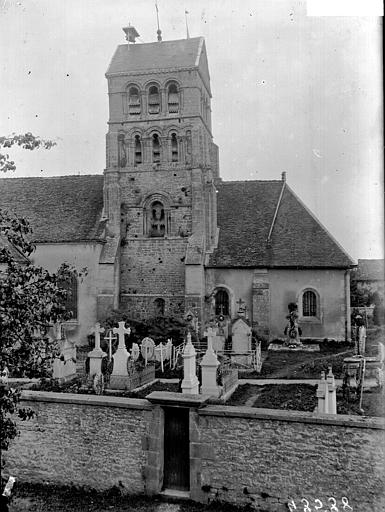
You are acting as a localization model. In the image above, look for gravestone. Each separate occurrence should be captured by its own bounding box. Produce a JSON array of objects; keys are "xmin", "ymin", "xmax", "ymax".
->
[
  {"xmin": 204, "ymin": 325, "xmax": 224, "ymax": 353},
  {"xmin": 141, "ymin": 337, "xmax": 155, "ymax": 364},
  {"xmin": 109, "ymin": 321, "xmax": 131, "ymax": 389},
  {"xmin": 200, "ymin": 328, "xmax": 220, "ymax": 397},
  {"xmin": 53, "ymin": 339, "xmax": 77, "ymax": 383},
  {"xmin": 231, "ymin": 317, "xmax": 252, "ymax": 365},
  {"xmin": 317, "ymin": 367, "xmax": 337, "ymax": 414},
  {"xmin": 357, "ymin": 325, "xmax": 366, "ymax": 355},
  {"xmin": 88, "ymin": 323, "xmax": 107, "ymax": 377}
]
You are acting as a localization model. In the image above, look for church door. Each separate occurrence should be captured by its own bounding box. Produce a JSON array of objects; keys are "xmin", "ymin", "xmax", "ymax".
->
[{"xmin": 163, "ymin": 407, "xmax": 190, "ymax": 491}]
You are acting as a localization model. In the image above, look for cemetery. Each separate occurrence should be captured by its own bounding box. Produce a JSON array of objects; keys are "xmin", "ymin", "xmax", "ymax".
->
[{"xmin": 1, "ymin": 310, "xmax": 384, "ymax": 511}]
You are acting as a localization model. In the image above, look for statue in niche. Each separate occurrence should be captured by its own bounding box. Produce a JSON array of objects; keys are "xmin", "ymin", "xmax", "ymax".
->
[
  {"xmin": 118, "ymin": 134, "xmax": 127, "ymax": 167},
  {"xmin": 150, "ymin": 201, "xmax": 165, "ymax": 237}
]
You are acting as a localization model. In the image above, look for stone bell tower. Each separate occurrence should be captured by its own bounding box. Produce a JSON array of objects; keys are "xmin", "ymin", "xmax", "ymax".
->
[{"xmin": 101, "ymin": 27, "xmax": 219, "ymax": 321}]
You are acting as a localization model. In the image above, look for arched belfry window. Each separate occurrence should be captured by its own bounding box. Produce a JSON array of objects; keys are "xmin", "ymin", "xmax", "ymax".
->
[
  {"xmin": 215, "ymin": 289, "xmax": 229, "ymax": 317},
  {"xmin": 149, "ymin": 200, "xmax": 165, "ymax": 237},
  {"xmin": 171, "ymin": 133, "xmax": 178, "ymax": 162},
  {"xmin": 152, "ymin": 134, "xmax": 160, "ymax": 163},
  {"xmin": 167, "ymin": 83, "xmax": 179, "ymax": 113},
  {"xmin": 148, "ymin": 85, "xmax": 160, "ymax": 114},
  {"xmin": 134, "ymin": 135, "xmax": 142, "ymax": 164},
  {"xmin": 302, "ymin": 290, "xmax": 317, "ymax": 317},
  {"xmin": 128, "ymin": 86, "xmax": 141, "ymax": 115}
]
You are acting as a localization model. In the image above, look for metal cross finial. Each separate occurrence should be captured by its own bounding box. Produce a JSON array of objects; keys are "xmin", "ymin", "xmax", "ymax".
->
[{"xmin": 104, "ymin": 330, "xmax": 117, "ymax": 361}]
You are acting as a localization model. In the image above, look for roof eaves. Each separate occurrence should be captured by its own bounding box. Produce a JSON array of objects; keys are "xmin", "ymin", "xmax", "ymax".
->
[
  {"xmin": 34, "ymin": 239, "xmax": 106, "ymax": 245},
  {"xmin": 106, "ymin": 65, "xmax": 197, "ymax": 78}
]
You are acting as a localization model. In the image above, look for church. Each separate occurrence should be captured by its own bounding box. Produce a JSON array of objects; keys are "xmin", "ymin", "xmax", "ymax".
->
[{"xmin": 1, "ymin": 29, "xmax": 355, "ymax": 345}]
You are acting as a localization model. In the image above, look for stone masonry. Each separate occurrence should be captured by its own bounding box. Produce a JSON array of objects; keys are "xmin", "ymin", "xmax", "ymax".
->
[{"xmin": 4, "ymin": 392, "xmax": 385, "ymax": 511}]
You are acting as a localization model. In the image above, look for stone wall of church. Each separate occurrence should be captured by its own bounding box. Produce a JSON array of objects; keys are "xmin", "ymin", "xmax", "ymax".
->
[
  {"xmin": 32, "ymin": 242, "xmax": 103, "ymax": 346},
  {"xmin": 205, "ymin": 268, "xmax": 349, "ymax": 340}
]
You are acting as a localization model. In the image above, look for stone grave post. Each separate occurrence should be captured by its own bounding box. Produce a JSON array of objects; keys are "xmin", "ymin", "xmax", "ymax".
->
[
  {"xmin": 358, "ymin": 326, "xmax": 366, "ymax": 356},
  {"xmin": 88, "ymin": 323, "xmax": 107, "ymax": 377},
  {"xmin": 109, "ymin": 321, "xmax": 131, "ymax": 389},
  {"xmin": 181, "ymin": 332, "xmax": 199, "ymax": 394},
  {"xmin": 316, "ymin": 371, "xmax": 329, "ymax": 413},
  {"xmin": 326, "ymin": 366, "xmax": 337, "ymax": 414},
  {"xmin": 200, "ymin": 327, "xmax": 220, "ymax": 397}
]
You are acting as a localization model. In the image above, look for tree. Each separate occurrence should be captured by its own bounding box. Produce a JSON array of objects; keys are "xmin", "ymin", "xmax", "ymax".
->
[
  {"xmin": 0, "ymin": 133, "xmax": 76, "ymax": 462},
  {"xmin": 0, "ymin": 133, "xmax": 56, "ymax": 174}
]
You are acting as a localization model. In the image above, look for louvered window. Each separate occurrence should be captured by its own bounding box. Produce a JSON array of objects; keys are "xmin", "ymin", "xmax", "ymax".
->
[
  {"xmin": 303, "ymin": 290, "xmax": 317, "ymax": 317},
  {"xmin": 128, "ymin": 87, "xmax": 141, "ymax": 115},
  {"xmin": 168, "ymin": 83, "xmax": 179, "ymax": 113},
  {"xmin": 134, "ymin": 135, "xmax": 142, "ymax": 164},
  {"xmin": 152, "ymin": 134, "xmax": 160, "ymax": 163},
  {"xmin": 171, "ymin": 133, "xmax": 178, "ymax": 162},
  {"xmin": 148, "ymin": 85, "xmax": 160, "ymax": 114}
]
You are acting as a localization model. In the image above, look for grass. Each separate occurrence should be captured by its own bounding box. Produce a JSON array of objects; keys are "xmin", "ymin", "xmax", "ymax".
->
[
  {"xmin": 7, "ymin": 482, "xmax": 253, "ymax": 512},
  {"xmin": 226, "ymin": 383, "xmax": 385, "ymax": 417},
  {"xmin": 227, "ymin": 383, "xmax": 317, "ymax": 411},
  {"xmin": 241, "ymin": 347, "xmax": 354, "ymax": 380}
]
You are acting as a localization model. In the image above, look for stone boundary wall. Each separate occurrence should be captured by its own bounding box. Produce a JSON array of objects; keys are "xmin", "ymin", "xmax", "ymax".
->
[
  {"xmin": 197, "ymin": 406, "xmax": 385, "ymax": 511},
  {"xmin": 4, "ymin": 391, "xmax": 151, "ymax": 493},
  {"xmin": 4, "ymin": 391, "xmax": 385, "ymax": 512}
]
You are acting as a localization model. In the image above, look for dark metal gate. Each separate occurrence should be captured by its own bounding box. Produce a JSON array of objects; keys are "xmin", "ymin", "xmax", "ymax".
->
[{"xmin": 163, "ymin": 407, "xmax": 190, "ymax": 491}]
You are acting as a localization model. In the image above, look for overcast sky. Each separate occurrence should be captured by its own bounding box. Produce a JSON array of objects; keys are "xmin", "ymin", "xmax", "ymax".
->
[{"xmin": 0, "ymin": 0, "xmax": 383, "ymax": 261}]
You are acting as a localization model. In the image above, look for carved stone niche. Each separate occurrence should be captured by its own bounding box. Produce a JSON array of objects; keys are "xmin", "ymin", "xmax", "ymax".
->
[{"xmin": 142, "ymin": 193, "xmax": 172, "ymax": 237}]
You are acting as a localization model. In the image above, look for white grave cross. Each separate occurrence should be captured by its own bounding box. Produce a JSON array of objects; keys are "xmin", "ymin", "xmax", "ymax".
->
[
  {"xmin": 113, "ymin": 322, "xmax": 131, "ymax": 349},
  {"xmin": 204, "ymin": 327, "xmax": 217, "ymax": 353},
  {"xmin": 92, "ymin": 323, "xmax": 105, "ymax": 352},
  {"xmin": 111, "ymin": 322, "xmax": 131, "ymax": 377}
]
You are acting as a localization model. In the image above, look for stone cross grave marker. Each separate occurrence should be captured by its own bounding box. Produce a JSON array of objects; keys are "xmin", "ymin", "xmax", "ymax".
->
[
  {"xmin": 204, "ymin": 327, "xmax": 216, "ymax": 352},
  {"xmin": 88, "ymin": 323, "xmax": 107, "ymax": 377}
]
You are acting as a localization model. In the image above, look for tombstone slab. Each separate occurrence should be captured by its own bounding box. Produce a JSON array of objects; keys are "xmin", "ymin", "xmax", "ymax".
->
[
  {"xmin": 109, "ymin": 321, "xmax": 131, "ymax": 389},
  {"xmin": 231, "ymin": 317, "xmax": 252, "ymax": 365},
  {"xmin": 88, "ymin": 323, "xmax": 107, "ymax": 377}
]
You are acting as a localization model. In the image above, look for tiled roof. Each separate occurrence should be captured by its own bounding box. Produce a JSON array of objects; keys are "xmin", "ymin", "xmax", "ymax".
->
[
  {"xmin": 0, "ymin": 175, "xmax": 105, "ymax": 243},
  {"xmin": 106, "ymin": 37, "xmax": 203, "ymax": 74},
  {"xmin": 355, "ymin": 259, "xmax": 384, "ymax": 281},
  {"xmin": 209, "ymin": 180, "xmax": 354, "ymax": 268}
]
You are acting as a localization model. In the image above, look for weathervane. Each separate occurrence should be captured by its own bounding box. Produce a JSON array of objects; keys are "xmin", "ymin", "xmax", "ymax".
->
[{"xmin": 155, "ymin": 1, "xmax": 162, "ymax": 41}]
